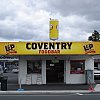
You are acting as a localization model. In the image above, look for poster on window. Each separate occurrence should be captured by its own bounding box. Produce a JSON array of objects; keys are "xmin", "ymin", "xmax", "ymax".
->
[{"xmin": 70, "ymin": 60, "xmax": 85, "ymax": 74}]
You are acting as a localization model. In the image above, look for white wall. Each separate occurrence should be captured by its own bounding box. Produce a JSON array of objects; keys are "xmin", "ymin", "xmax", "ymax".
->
[
  {"xmin": 19, "ymin": 55, "xmax": 68, "ymax": 84},
  {"xmin": 18, "ymin": 55, "xmax": 94, "ymax": 84},
  {"xmin": 30, "ymin": 60, "xmax": 46, "ymax": 84},
  {"xmin": 19, "ymin": 56, "xmax": 46, "ymax": 84},
  {"xmin": 65, "ymin": 60, "xmax": 85, "ymax": 84},
  {"xmin": 65, "ymin": 55, "xmax": 90, "ymax": 84}
]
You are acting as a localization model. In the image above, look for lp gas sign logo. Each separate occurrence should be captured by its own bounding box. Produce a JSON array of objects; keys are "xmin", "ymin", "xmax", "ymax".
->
[
  {"xmin": 5, "ymin": 44, "xmax": 17, "ymax": 54},
  {"xmin": 83, "ymin": 43, "xmax": 95, "ymax": 54}
]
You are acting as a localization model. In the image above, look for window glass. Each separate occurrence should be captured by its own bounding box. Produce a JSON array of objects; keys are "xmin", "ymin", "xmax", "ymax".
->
[
  {"xmin": 94, "ymin": 62, "xmax": 98, "ymax": 69},
  {"xmin": 27, "ymin": 60, "xmax": 41, "ymax": 74},
  {"xmin": 70, "ymin": 60, "xmax": 85, "ymax": 74}
]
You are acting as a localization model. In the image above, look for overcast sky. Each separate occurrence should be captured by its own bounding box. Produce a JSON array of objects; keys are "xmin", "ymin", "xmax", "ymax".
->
[{"xmin": 0, "ymin": 0, "xmax": 100, "ymax": 42}]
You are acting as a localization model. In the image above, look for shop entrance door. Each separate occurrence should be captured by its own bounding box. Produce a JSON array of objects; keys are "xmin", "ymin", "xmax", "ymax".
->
[{"xmin": 46, "ymin": 60, "xmax": 64, "ymax": 83}]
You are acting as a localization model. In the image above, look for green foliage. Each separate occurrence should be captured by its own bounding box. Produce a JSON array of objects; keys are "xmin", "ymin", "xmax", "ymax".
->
[{"xmin": 88, "ymin": 30, "xmax": 100, "ymax": 41}]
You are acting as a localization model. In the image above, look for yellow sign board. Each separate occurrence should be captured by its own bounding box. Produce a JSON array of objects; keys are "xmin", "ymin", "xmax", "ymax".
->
[
  {"xmin": 0, "ymin": 42, "xmax": 100, "ymax": 55},
  {"xmin": 49, "ymin": 19, "xmax": 59, "ymax": 40}
]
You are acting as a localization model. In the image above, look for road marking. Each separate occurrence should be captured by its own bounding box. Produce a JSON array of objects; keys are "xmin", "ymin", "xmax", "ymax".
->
[
  {"xmin": 82, "ymin": 93, "xmax": 100, "ymax": 96},
  {"xmin": 0, "ymin": 94, "xmax": 78, "ymax": 97},
  {"xmin": 1, "ymin": 93, "xmax": 100, "ymax": 97},
  {"xmin": 76, "ymin": 93, "xmax": 84, "ymax": 95}
]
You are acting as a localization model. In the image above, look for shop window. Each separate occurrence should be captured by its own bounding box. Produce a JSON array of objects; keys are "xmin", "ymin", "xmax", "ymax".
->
[
  {"xmin": 27, "ymin": 60, "xmax": 41, "ymax": 74},
  {"xmin": 70, "ymin": 60, "xmax": 85, "ymax": 74}
]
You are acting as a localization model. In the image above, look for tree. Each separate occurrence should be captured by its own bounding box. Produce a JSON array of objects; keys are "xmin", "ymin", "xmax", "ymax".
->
[{"xmin": 88, "ymin": 30, "xmax": 100, "ymax": 41}]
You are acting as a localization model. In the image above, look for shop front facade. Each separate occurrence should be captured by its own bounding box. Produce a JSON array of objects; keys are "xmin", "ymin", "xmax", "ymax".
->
[
  {"xmin": 19, "ymin": 55, "xmax": 94, "ymax": 85},
  {"xmin": 0, "ymin": 41, "xmax": 100, "ymax": 85}
]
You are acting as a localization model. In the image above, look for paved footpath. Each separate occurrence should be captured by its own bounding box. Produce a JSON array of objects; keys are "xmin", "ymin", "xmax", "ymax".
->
[
  {"xmin": 0, "ymin": 84, "xmax": 99, "ymax": 94},
  {"xmin": 0, "ymin": 90, "xmax": 92, "ymax": 95}
]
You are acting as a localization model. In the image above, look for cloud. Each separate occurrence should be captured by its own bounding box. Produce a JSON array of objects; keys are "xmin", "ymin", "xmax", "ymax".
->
[
  {"xmin": 0, "ymin": 0, "xmax": 100, "ymax": 42},
  {"xmin": 46, "ymin": 0, "xmax": 100, "ymax": 20},
  {"xmin": 0, "ymin": 0, "xmax": 50, "ymax": 41}
]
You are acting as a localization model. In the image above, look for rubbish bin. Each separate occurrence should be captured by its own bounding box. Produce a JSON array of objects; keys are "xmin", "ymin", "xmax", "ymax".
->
[
  {"xmin": 1, "ymin": 76, "xmax": 8, "ymax": 91},
  {"xmin": 0, "ymin": 75, "xmax": 3, "ymax": 82}
]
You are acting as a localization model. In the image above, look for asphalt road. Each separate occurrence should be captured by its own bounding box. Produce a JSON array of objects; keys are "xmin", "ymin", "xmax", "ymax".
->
[
  {"xmin": 0, "ymin": 93, "xmax": 100, "ymax": 100},
  {"xmin": 3, "ymin": 72, "xmax": 18, "ymax": 84}
]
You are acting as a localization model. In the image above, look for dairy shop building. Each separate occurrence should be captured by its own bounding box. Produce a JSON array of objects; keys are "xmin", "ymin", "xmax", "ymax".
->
[{"xmin": 0, "ymin": 41, "xmax": 100, "ymax": 85}]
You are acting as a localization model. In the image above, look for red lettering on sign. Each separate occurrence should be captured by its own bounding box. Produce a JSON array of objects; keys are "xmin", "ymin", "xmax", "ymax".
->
[{"xmin": 39, "ymin": 50, "xmax": 60, "ymax": 54}]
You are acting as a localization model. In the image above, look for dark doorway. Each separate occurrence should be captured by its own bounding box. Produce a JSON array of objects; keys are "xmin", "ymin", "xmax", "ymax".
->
[{"xmin": 46, "ymin": 60, "xmax": 64, "ymax": 83}]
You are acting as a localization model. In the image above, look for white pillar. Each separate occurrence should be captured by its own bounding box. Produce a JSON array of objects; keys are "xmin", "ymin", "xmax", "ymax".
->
[
  {"xmin": 65, "ymin": 60, "xmax": 71, "ymax": 84},
  {"xmin": 42, "ymin": 60, "xmax": 46, "ymax": 84},
  {"xmin": 85, "ymin": 57, "xmax": 94, "ymax": 84},
  {"xmin": 85, "ymin": 57, "xmax": 94, "ymax": 70},
  {"xmin": 18, "ymin": 59, "xmax": 27, "ymax": 84}
]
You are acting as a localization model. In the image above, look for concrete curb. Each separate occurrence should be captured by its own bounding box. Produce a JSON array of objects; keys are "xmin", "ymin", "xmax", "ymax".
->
[{"xmin": 0, "ymin": 90, "xmax": 94, "ymax": 95}]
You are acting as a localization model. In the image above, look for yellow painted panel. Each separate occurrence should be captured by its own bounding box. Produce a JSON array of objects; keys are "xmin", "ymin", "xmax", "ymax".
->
[{"xmin": 0, "ymin": 42, "xmax": 100, "ymax": 55}]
